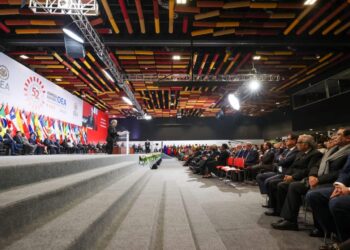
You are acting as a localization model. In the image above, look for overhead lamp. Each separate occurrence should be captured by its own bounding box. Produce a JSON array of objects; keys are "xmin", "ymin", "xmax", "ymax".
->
[
  {"xmin": 55, "ymin": 78, "xmax": 62, "ymax": 82},
  {"xmin": 176, "ymin": 0, "xmax": 187, "ymax": 4},
  {"xmin": 304, "ymin": 0, "xmax": 317, "ymax": 5},
  {"xmin": 253, "ymin": 55, "xmax": 261, "ymax": 60},
  {"xmin": 248, "ymin": 79, "xmax": 261, "ymax": 92},
  {"xmin": 122, "ymin": 96, "xmax": 133, "ymax": 105},
  {"xmin": 20, "ymin": 55, "xmax": 29, "ymax": 59},
  {"xmin": 102, "ymin": 69, "xmax": 115, "ymax": 83},
  {"xmin": 62, "ymin": 27, "xmax": 84, "ymax": 44},
  {"xmin": 276, "ymin": 102, "xmax": 280, "ymax": 105},
  {"xmin": 172, "ymin": 55, "xmax": 181, "ymax": 60},
  {"xmin": 132, "ymin": 107, "xmax": 138, "ymax": 112},
  {"xmin": 228, "ymin": 93, "xmax": 240, "ymax": 111},
  {"xmin": 144, "ymin": 114, "xmax": 152, "ymax": 120}
]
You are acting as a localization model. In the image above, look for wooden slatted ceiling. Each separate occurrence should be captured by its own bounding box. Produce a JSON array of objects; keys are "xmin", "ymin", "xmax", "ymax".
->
[{"xmin": 2, "ymin": 1, "xmax": 350, "ymax": 117}]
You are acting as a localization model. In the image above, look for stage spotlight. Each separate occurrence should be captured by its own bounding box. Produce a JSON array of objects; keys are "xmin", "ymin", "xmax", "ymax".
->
[
  {"xmin": 63, "ymin": 28, "xmax": 84, "ymax": 44},
  {"xmin": 122, "ymin": 96, "xmax": 133, "ymax": 105},
  {"xmin": 102, "ymin": 69, "xmax": 115, "ymax": 82},
  {"xmin": 144, "ymin": 114, "xmax": 152, "ymax": 120},
  {"xmin": 248, "ymin": 79, "xmax": 261, "ymax": 92},
  {"xmin": 228, "ymin": 93, "xmax": 240, "ymax": 111}
]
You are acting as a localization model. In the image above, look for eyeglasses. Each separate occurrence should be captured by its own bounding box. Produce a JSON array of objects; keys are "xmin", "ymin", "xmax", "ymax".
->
[{"xmin": 297, "ymin": 141, "xmax": 306, "ymax": 144}]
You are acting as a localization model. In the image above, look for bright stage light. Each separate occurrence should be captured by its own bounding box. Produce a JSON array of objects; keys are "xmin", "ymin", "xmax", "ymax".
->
[
  {"xmin": 248, "ymin": 79, "xmax": 261, "ymax": 92},
  {"xmin": 102, "ymin": 69, "xmax": 115, "ymax": 82},
  {"xmin": 122, "ymin": 96, "xmax": 133, "ymax": 105},
  {"xmin": 304, "ymin": 0, "xmax": 317, "ymax": 5},
  {"xmin": 228, "ymin": 93, "xmax": 240, "ymax": 111},
  {"xmin": 63, "ymin": 28, "xmax": 84, "ymax": 44},
  {"xmin": 144, "ymin": 114, "xmax": 152, "ymax": 120}
]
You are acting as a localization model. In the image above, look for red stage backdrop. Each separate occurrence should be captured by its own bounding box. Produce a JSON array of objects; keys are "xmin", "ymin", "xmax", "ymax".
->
[{"xmin": 82, "ymin": 101, "xmax": 108, "ymax": 143}]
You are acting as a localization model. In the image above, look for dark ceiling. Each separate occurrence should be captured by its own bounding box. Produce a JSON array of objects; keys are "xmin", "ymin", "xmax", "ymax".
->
[{"xmin": 1, "ymin": 0, "xmax": 350, "ymax": 118}]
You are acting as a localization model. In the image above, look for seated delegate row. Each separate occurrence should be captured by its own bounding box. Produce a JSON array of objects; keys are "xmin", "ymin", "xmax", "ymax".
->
[
  {"xmin": 179, "ymin": 129, "xmax": 350, "ymax": 250},
  {"xmin": 0, "ymin": 127, "xmax": 106, "ymax": 155}
]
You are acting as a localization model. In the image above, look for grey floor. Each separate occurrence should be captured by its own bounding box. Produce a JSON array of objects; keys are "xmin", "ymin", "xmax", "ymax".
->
[{"xmin": 158, "ymin": 159, "xmax": 323, "ymax": 250}]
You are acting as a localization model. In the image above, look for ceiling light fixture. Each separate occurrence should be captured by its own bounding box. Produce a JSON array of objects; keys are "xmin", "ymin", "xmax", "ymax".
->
[
  {"xmin": 102, "ymin": 69, "xmax": 115, "ymax": 83},
  {"xmin": 276, "ymin": 102, "xmax": 280, "ymax": 105},
  {"xmin": 62, "ymin": 27, "xmax": 84, "ymax": 44},
  {"xmin": 176, "ymin": 0, "xmax": 187, "ymax": 4},
  {"xmin": 132, "ymin": 107, "xmax": 138, "ymax": 112},
  {"xmin": 228, "ymin": 93, "xmax": 240, "ymax": 111},
  {"xmin": 122, "ymin": 96, "xmax": 133, "ymax": 105},
  {"xmin": 253, "ymin": 55, "xmax": 261, "ymax": 60},
  {"xmin": 304, "ymin": 0, "xmax": 317, "ymax": 5},
  {"xmin": 144, "ymin": 114, "xmax": 152, "ymax": 120},
  {"xmin": 55, "ymin": 78, "xmax": 62, "ymax": 82},
  {"xmin": 20, "ymin": 55, "xmax": 29, "ymax": 59},
  {"xmin": 248, "ymin": 79, "xmax": 261, "ymax": 92},
  {"xmin": 172, "ymin": 55, "xmax": 181, "ymax": 60}
]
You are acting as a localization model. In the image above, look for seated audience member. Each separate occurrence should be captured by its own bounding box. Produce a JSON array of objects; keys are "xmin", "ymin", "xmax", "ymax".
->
[
  {"xmin": 272, "ymin": 128, "xmax": 350, "ymax": 231},
  {"xmin": 203, "ymin": 144, "xmax": 230, "ymax": 178},
  {"xmin": 307, "ymin": 154, "xmax": 350, "ymax": 250},
  {"xmin": 21, "ymin": 133, "xmax": 36, "ymax": 155},
  {"xmin": 243, "ymin": 143, "xmax": 259, "ymax": 167},
  {"xmin": 13, "ymin": 131, "xmax": 25, "ymax": 154},
  {"xmin": 29, "ymin": 132, "xmax": 46, "ymax": 154},
  {"xmin": 265, "ymin": 134, "xmax": 322, "ymax": 217},
  {"xmin": 257, "ymin": 134, "xmax": 299, "ymax": 197},
  {"xmin": 4, "ymin": 129, "xmax": 22, "ymax": 155},
  {"xmin": 245, "ymin": 142, "xmax": 275, "ymax": 181},
  {"xmin": 62, "ymin": 137, "xmax": 75, "ymax": 154},
  {"xmin": 194, "ymin": 145, "xmax": 219, "ymax": 175},
  {"xmin": 44, "ymin": 136, "xmax": 59, "ymax": 154}
]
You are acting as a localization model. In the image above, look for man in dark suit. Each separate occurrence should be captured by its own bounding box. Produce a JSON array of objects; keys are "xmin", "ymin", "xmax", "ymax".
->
[
  {"xmin": 257, "ymin": 134, "xmax": 299, "ymax": 195},
  {"xmin": 245, "ymin": 142, "xmax": 275, "ymax": 181},
  {"xmin": 307, "ymin": 154, "xmax": 350, "ymax": 248},
  {"xmin": 265, "ymin": 134, "xmax": 322, "ymax": 218},
  {"xmin": 203, "ymin": 144, "xmax": 230, "ymax": 178},
  {"xmin": 272, "ymin": 128, "xmax": 350, "ymax": 231},
  {"xmin": 4, "ymin": 129, "xmax": 22, "ymax": 155},
  {"xmin": 244, "ymin": 143, "xmax": 259, "ymax": 167}
]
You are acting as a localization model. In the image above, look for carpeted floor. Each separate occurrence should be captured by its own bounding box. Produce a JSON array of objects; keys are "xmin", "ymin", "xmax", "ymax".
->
[{"xmin": 158, "ymin": 158, "xmax": 323, "ymax": 250}]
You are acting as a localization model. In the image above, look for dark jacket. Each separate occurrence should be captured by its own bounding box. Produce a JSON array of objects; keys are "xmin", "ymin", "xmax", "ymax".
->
[
  {"xmin": 261, "ymin": 149, "xmax": 275, "ymax": 165},
  {"xmin": 276, "ymin": 147, "xmax": 300, "ymax": 173},
  {"xmin": 13, "ymin": 135, "xmax": 24, "ymax": 144},
  {"xmin": 217, "ymin": 150, "xmax": 230, "ymax": 166},
  {"xmin": 308, "ymin": 147, "xmax": 350, "ymax": 185},
  {"xmin": 245, "ymin": 149, "xmax": 259, "ymax": 166},
  {"xmin": 4, "ymin": 133, "xmax": 15, "ymax": 144},
  {"xmin": 336, "ymin": 155, "xmax": 350, "ymax": 186},
  {"xmin": 285, "ymin": 149, "xmax": 323, "ymax": 181},
  {"xmin": 106, "ymin": 125, "xmax": 118, "ymax": 143}
]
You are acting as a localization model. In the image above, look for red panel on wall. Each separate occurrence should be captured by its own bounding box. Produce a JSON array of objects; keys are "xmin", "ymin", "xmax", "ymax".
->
[{"xmin": 82, "ymin": 101, "xmax": 108, "ymax": 143}]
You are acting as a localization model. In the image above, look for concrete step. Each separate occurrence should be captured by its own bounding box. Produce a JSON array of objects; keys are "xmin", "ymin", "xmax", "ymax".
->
[
  {"xmin": 0, "ymin": 160, "xmax": 139, "ymax": 245},
  {"xmin": 163, "ymin": 181, "xmax": 197, "ymax": 250},
  {"xmin": 0, "ymin": 154, "xmax": 138, "ymax": 190},
  {"xmin": 4, "ymin": 167, "xmax": 150, "ymax": 250},
  {"xmin": 180, "ymin": 187, "xmax": 227, "ymax": 250},
  {"xmin": 104, "ymin": 172, "xmax": 164, "ymax": 250}
]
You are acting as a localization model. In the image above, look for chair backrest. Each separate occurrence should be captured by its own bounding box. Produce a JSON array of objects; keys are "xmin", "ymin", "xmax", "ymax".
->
[
  {"xmin": 227, "ymin": 156, "xmax": 234, "ymax": 166},
  {"xmin": 235, "ymin": 158, "xmax": 245, "ymax": 169}
]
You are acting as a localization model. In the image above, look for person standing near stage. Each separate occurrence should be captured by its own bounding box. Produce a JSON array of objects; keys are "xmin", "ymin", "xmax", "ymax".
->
[
  {"xmin": 145, "ymin": 139, "xmax": 151, "ymax": 153},
  {"xmin": 106, "ymin": 119, "xmax": 128, "ymax": 154}
]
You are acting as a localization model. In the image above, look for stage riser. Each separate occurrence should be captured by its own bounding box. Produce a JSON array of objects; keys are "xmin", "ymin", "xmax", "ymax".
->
[
  {"xmin": 0, "ymin": 155, "xmax": 138, "ymax": 191},
  {"xmin": 0, "ymin": 161, "xmax": 140, "ymax": 246},
  {"xmin": 4, "ymin": 168, "xmax": 150, "ymax": 250}
]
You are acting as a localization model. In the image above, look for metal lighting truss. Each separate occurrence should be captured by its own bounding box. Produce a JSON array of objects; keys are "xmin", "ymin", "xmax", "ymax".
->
[
  {"xmin": 123, "ymin": 73, "xmax": 281, "ymax": 82},
  {"xmin": 28, "ymin": 0, "xmax": 144, "ymax": 115},
  {"xmin": 29, "ymin": 0, "xmax": 98, "ymax": 15}
]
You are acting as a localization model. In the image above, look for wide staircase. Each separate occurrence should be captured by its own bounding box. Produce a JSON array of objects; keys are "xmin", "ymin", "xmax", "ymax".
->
[{"xmin": 0, "ymin": 156, "xmax": 227, "ymax": 250}]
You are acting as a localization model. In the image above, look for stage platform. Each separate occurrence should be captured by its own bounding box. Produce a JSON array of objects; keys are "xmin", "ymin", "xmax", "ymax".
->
[{"xmin": 0, "ymin": 156, "xmax": 322, "ymax": 250}]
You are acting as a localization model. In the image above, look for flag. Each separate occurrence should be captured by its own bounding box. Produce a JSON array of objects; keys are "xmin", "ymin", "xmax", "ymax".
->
[
  {"xmin": 34, "ymin": 114, "xmax": 43, "ymax": 141},
  {"xmin": 7, "ymin": 107, "xmax": 19, "ymax": 133},
  {"xmin": 0, "ymin": 104, "xmax": 5, "ymax": 118},
  {"xmin": 27, "ymin": 112, "xmax": 35, "ymax": 134},
  {"xmin": 21, "ymin": 110, "xmax": 30, "ymax": 136},
  {"xmin": 16, "ymin": 109, "xmax": 24, "ymax": 133}
]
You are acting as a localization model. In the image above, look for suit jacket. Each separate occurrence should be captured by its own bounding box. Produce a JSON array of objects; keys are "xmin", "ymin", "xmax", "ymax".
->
[
  {"xmin": 245, "ymin": 149, "xmax": 259, "ymax": 166},
  {"xmin": 0, "ymin": 135, "xmax": 3, "ymax": 142},
  {"xmin": 336, "ymin": 155, "xmax": 350, "ymax": 186},
  {"xmin": 217, "ymin": 150, "xmax": 230, "ymax": 166},
  {"xmin": 285, "ymin": 149, "xmax": 323, "ymax": 181},
  {"xmin": 13, "ymin": 135, "xmax": 24, "ymax": 144},
  {"xmin": 3, "ymin": 133, "xmax": 15, "ymax": 144},
  {"xmin": 106, "ymin": 125, "xmax": 118, "ymax": 143},
  {"xmin": 277, "ymin": 147, "xmax": 300, "ymax": 172},
  {"xmin": 261, "ymin": 149, "xmax": 275, "ymax": 165},
  {"xmin": 308, "ymin": 147, "xmax": 350, "ymax": 185}
]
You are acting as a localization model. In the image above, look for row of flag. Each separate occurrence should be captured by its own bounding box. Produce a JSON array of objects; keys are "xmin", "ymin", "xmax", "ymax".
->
[{"xmin": 0, "ymin": 103, "xmax": 88, "ymax": 144}]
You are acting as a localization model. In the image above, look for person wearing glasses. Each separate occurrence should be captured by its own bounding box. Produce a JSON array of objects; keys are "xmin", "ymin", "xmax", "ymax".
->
[{"xmin": 265, "ymin": 134, "xmax": 322, "ymax": 219}]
